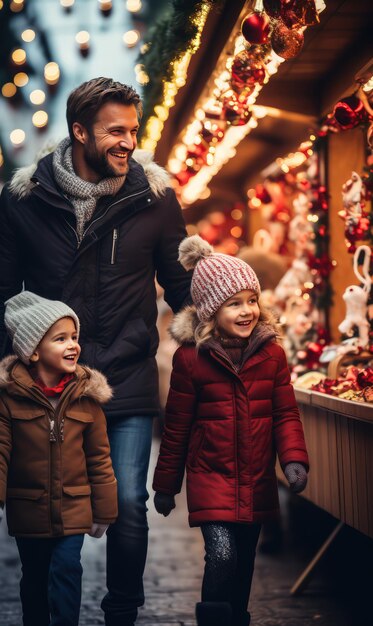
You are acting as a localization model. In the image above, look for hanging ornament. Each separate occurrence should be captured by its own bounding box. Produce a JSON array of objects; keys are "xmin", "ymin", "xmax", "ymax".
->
[
  {"xmin": 222, "ymin": 92, "xmax": 252, "ymax": 126},
  {"xmin": 241, "ymin": 11, "xmax": 270, "ymax": 45},
  {"xmin": 271, "ymin": 20, "xmax": 304, "ymax": 58},
  {"xmin": 230, "ymin": 50, "xmax": 266, "ymax": 96},
  {"xmin": 243, "ymin": 42, "xmax": 272, "ymax": 63},
  {"xmin": 333, "ymin": 94, "xmax": 368, "ymax": 130},
  {"xmin": 263, "ymin": 0, "xmax": 282, "ymax": 18},
  {"xmin": 280, "ymin": 0, "xmax": 319, "ymax": 29}
]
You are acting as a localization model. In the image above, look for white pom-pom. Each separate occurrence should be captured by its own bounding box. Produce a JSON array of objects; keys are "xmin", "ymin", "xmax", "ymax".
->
[{"xmin": 178, "ymin": 235, "xmax": 213, "ymax": 271}]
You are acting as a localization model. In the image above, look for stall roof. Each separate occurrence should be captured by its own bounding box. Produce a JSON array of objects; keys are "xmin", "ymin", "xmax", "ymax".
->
[{"xmin": 154, "ymin": 0, "xmax": 372, "ymax": 212}]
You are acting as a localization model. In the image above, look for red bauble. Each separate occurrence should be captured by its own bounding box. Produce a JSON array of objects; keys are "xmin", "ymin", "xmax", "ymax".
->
[
  {"xmin": 241, "ymin": 12, "xmax": 270, "ymax": 45},
  {"xmin": 263, "ymin": 0, "xmax": 282, "ymax": 18},
  {"xmin": 271, "ymin": 21, "xmax": 304, "ymax": 59},
  {"xmin": 222, "ymin": 93, "xmax": 252, "ymax": 126},
  {"xmin": 280, "ymin": 0, "xmax": 319, "ymax": 29},
  {"xmin": 255, "ymin": 184, "xmax": 272, "ymax": 204},
  {"xmin": 333, "ymin": 95, "xmax": 368, "ymax": 130},
  {"xmin": 230, "ymin": 50, "xmax": 266, "ymax": 96}
]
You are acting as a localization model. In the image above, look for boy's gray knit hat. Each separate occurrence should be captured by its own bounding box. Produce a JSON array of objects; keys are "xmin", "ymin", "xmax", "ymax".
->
[{"xmin": 4, "ymin": 291, "xmax": 80, "ymax": 364}]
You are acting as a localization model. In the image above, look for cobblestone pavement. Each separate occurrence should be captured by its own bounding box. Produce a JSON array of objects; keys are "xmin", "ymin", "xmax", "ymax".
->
[{"xmin": 1, "ymin": 437, "xmax": 372, "ymax": 626}]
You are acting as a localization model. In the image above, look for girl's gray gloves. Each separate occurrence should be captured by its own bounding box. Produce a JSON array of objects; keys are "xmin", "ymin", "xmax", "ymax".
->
[
  {"xmin": 154, "ymin": 492, "xmax": 176, "ymax": 517},
  {"xmin": 284, "ymin": 463, "xmax": 308, "ymax": 493},
  {"xmin": 0, "ymin": 504, "xmax": 3, "ymax": 524}
]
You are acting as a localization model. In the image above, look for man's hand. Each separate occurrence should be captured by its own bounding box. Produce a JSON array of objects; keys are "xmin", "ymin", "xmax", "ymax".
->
[
  {"xmin": 154, "ymin": 492, "xmax": 176, "ymax": 517},
  {"xmin": 89, "ymin": 522, "xmax": 108, "ymax": 538},
  {"xmin": 284, "ymin": 463, "xmax": 308, "ymax": 493}
]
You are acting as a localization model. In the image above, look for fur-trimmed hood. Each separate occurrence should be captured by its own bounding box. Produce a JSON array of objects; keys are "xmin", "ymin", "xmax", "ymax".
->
[
  {"xmin": 9, "ymin": 142, "xmax": 170, "ymax": 200},
  {"xmin": 0, "ymin": 354, "xmax": 112, "ymax": 404}
]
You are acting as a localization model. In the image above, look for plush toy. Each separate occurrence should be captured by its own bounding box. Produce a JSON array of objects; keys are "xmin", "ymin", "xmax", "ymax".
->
[
  {"xmin": 274, "ymin": 258, "xmax": 312, "ymax": 303},
  {"xmin": 341, "ymin": 171, "xmax": 364, "ymax": 218},
  {"xmin": 338, "ymin": 245, "xmax": 372, "ymax": 347}
]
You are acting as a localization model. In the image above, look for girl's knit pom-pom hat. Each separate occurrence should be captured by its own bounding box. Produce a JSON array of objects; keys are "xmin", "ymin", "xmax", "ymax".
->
[
  {"xmin": 178, "ymin": 234, "xmax": 214, "ymax": 271},
  {"xmin": 179, "ymin": 234, "xmax": 261, "ymax": 322}
]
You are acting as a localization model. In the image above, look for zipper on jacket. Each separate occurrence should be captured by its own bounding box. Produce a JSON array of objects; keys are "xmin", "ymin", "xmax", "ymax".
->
[
  {"xmin": 110, "ymin": 228, "xmax": 118, "ymax": 265},
  {"xmin": 62, "ymin": 186, "xmax": 151, "ymax": 250}
]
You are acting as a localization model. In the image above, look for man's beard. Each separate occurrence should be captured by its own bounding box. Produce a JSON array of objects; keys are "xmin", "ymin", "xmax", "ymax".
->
[{"xmin": 84, "ymin": 136, "xmax": 129, "ymax": 179}]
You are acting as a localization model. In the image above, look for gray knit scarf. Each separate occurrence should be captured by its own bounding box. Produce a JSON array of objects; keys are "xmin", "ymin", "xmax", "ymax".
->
[{"xmin": 53, "ymin": 138, "xmax": 125, "ymax": 240}]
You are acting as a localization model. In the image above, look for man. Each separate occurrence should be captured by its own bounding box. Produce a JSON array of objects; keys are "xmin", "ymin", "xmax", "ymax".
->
[{"xmin": 0, "ymin": 77, "xmax": 191, "ymax": 626}]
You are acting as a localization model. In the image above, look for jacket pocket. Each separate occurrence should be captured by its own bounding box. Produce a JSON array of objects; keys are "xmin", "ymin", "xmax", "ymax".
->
[
  {"xmin": 11, "ymin": 409, "xmax": 45, "ymax": 421},
  {"xmin": 65, "ymin": 411, "xmax": 94, "ymax": 423},
  {"xmin": 187, "ymin": 425, "xmax": 205, "ymax": 469},
  {"xmin": 62, "ymin": 484, "xmax": 92, "ymax": 530},
  {"xmin": 62, "ymin": 484, "xmax": 92, "ymax": 496},
  {"xmin": 6, "ymin": 488, "xmax": 49, "ymax": 535}
]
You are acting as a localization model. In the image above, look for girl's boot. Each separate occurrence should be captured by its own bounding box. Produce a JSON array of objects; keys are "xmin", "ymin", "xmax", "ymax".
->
[{"xmin": 195, "ymin": 601, "xmax": 232, "ymax": 626}]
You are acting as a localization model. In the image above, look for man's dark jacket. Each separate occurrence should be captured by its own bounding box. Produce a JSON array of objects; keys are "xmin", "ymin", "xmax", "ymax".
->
[{"xmin": 0, "ymin": 148, "xmax": 191, "ymax": 418}]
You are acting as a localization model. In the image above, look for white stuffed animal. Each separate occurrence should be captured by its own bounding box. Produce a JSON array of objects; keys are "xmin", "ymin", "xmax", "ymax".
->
[{"xmin": 338, "ymin": 245, "xmax": 372, "ymax": 347}]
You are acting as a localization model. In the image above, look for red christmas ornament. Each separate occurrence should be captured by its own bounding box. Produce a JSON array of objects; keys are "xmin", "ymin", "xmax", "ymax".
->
[
  {"xmin": 243, "ymin": 42, "xmax": 272, "ymax": 63},
  {"xmin": 357, "ymin": 367, "xmax": 373, "ymax": 388},
  {"xmin": 280, "ymin": 0, "xmax": 319, "ymax": 29},
  {"xmin": 306, "ymin": 342, "xmax": 323, "ymax": 369},
  {"xmin": 271, "ymin": 21, "xmax": 304, "ymax": 59},
  {"xmin": 241, "ymin": 12, "xmax": 270, "ymax": 45},
  {"xmin": 222, "ymin": 93, "xmax": 252, "ymax": 126},
  {"xmin": 230, "ymin": 50, "xmax": 266, "ymax": 96},
  {"xmin": 255, "ymin": 184, "xmax": 272, "ymax": 204},
  {"xmin": 333, "ymin": 95, "xmax": 368, "ymax": 130}
]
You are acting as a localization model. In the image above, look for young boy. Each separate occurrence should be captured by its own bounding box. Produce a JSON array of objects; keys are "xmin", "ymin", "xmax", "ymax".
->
[{"xmin": 0, "ymin": 291, "xmax": 118, "ymax": 626}]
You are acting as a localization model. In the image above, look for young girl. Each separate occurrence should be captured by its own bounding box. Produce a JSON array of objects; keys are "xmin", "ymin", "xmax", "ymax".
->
[
  {"xmin": 153, "ymin": 236, "xmax": 309, "ymax": 626},
  {"xmin": 0, "ymin": 291, "xmax": 118, "ymax": 626}
]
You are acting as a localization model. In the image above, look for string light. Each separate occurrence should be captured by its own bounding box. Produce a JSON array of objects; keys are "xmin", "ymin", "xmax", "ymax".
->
[
  {"xmin": 126, "ymin": 0, "xmax": 142, "ymax": 11},
  {"xmin": 231, "ymin": 209, "xmax": 243, "ymax": 220},
  {"xmin": 10, "ymin": 0, "xmax": 24, "ymax": 13},
  {"xmin": 10, "ymin": 129, "xmax": 26, "ymax": 146},
  {"xmin": 32, "ymin": 110, "xmax": 48, "ymax": 128},
  {"xmin": 123, "ymin": 30, "xmax": 140, "ymax": 47},
  {"xmin": 98, "ymin": 0, "xmax": 112, "ymax": 17},
  {"xmin": 2, "ymin": 83, "xmax": 17, "ymax": 98},
  {"xmin": 21, "ymin": 29, "xmax": 36, "ymax": 43},
  {"xmin": 44, "ymin": 62, "xmax": 60, "ymax": 85},
  {"xmin": 13, "ymin": 72, "xmax": 29, "ymax": 87},
  {"xmin": 140, "ymin": 2, "xmax": 211, "ymax": 149},
  {"xmin": 75, "ymin": 31, "xmax": 90, "ymax": 56},
  {"xmin": 60, "ymin": 0, "xmax": 75, "ymax": 10},
  {"xmin": 12, "ymin": 49, "xmax": 26, "ymax": 65},
  {"xmin": 30, "ymin": 89, "xmax": 46, "ymax": 105}
]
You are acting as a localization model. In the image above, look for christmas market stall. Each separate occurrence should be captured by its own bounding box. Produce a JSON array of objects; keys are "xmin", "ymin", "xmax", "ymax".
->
[{"xmin": 137, "ymin": 0, "xmax": 373, "ymax": 585}]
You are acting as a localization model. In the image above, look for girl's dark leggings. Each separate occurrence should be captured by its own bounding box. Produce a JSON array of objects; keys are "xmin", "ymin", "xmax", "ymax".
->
[{"xmin": 201, "ymin": 522, "xmax": 261, "ymax": 618}]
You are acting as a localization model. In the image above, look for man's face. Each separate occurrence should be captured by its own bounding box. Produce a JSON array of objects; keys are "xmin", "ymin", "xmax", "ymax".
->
[{"xmin": 83, "ymin": 102, "xmax": 139, "ymax": 180}]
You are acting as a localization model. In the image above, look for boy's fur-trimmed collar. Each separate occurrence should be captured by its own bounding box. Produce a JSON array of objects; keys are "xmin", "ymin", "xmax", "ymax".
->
[
  {"xmin": 0, "ymin": 354, "xmax": 112, "ymax": 404},
  {"xmin": 9, "ymin": 142, "xmax": 170, "ymax": 200}
]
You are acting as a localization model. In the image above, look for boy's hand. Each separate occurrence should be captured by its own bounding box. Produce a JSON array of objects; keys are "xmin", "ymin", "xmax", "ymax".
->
[
  {"xmin": 154, "ymin": 492, "xmax": 176, "ymax": 517},
  {"xmin": 89, "ymin": 522, "xmax": 108, "ymax": 538},
  {"xmin": 284, "ymin": 463, "xmax": 308, "ymax": 493}
]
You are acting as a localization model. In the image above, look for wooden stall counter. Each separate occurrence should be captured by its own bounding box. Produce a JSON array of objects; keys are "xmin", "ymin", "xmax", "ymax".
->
[
  {"xmin": 277, "ymin": 388, "xmax": 373, "ymax": 594},
  {"xmin": 292, "ymin": 388, "xmax": 373, "ymax": 539}
]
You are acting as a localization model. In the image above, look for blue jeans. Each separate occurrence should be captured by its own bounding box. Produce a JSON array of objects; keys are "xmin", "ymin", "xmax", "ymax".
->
[
  {"xmin": 16, "ymin": 534, "xmax": 84, "ymax": 626},
  {"xmin": 101, "ymin": 416, "xmax": 153, "ymax": 625}
]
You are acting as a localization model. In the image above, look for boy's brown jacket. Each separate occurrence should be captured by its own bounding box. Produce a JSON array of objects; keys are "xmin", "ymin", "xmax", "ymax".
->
[{"xmin": 0, "ymin": 355, "xmax": 118, "ymax": 537}]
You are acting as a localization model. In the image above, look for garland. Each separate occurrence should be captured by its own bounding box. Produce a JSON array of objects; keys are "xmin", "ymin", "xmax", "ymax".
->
[{"xmin": 137, "ymin": 0, "xmax": 225, "ymax": 143}]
